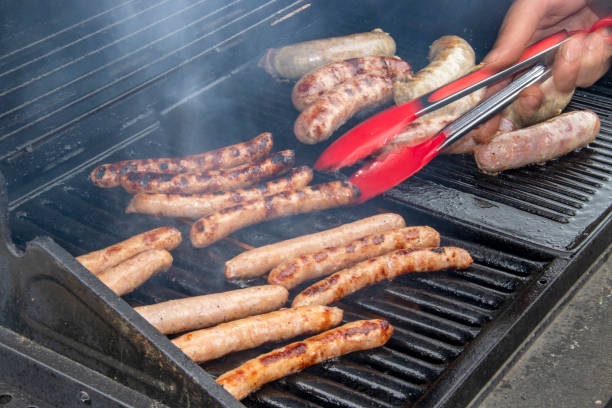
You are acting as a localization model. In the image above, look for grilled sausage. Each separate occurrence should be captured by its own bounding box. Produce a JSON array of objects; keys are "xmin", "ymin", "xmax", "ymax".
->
[
  {"xmin": 295, "ymin": 74, "xmax": 394, "ymax": 144},
  {"xmin": 135, "ymin": 285, "xmax": 289, "ymax": 335},
  {"xmin": 190, "ymin": 181, "xmax": 360, "ymax": 248},
  {"xmin": 261, "ymin": 29, "xmax": 396, "ymax": 79},
  {"xmin": 292, "ymin": 247, "xmax": 473, "ymax": 307},
  {"xmin": 216, "ymin": 319, "xmax": 393, "ymax": 400},
  {"xmin": 394, "ymin": 36, "xmax": 475, "ymax": 105},
  {"xmin": 90, "ymin": 133, "xmax": 273, "ymax": 188},
  {"xmin": 292, "ymin": 56, "xmax": 412, "ymax": 111},
  {"xmin": 173, "ymin": 305, "xmax": 343, "ymax": 363},
  {"xmin": 225, "ymin": 213, "xmax": 406, "ymax": 279},
  {"xmin": 268, "ymin": 226, "xmax": 440, "ymax": 289},
  {"xmin": 98, "ymin": 249, "xmax": 172, "ymax": 296},
  {"xmin": 474, "ymin": 110, "xmax": 600, "ymax": 175},
  {"xmin": 76, "ymin": 227, "xmax": 182, "ymax": 275},
  {"xmin": 120, "ymin": 150, "xmax": 294, "ymax": 194},
  {"xmin": 125, "ymin": 166, "xmax": 313, "ymax": 219}
]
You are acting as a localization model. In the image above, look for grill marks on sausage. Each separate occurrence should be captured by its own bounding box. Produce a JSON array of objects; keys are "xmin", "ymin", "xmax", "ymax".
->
[
  {"xmin": 90, "ymin": 133, "xmax": 273, "ymax": 188},
  {"xmin": 120, "ymin": 150, "xmax": 294, "ymax": 194}
]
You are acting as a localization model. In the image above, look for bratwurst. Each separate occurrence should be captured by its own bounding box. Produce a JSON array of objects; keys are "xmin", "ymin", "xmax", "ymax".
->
[
  {"xmin": 125, "ymin": 166, "xmax": 313, "ymax": 218},
  {"xmin": 120, "ymin": 150, "xmax": 294, "ymax": 194},
  {"xmin": 90, "ymin": 133, "xmax": 273, "ymax": 188},
  {"xmin": 190, "ymin": 181, "xmax": 360, "ymax": 248},
  {"xmin": 268, "ymin": 226, "xmax": 440, "ymax": 289},
  {"xmin": 216, "ymin": 319, "xmax": 393, "ymax": 400}
]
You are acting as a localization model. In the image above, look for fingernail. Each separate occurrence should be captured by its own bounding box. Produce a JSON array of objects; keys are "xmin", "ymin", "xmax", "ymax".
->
[{"xmin": 563, "ymin": 38, "xmax": 581, "ymax": 61}]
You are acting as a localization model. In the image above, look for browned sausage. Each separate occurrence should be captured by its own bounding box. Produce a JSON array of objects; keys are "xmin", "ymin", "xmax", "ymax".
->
[
  {"xmin": 268, "ymin": 226, "xmax": 440, "ymax": 289},
  {"xmin": 295, "ymin": 74, "xmax": 394, "ymax": 144},
  {"xmin": 216, "ymin": 319, "xmax": 393, "ymax": 400},
  {"xmin": 135, "ymin": 285, "xmax": 289, "ymax": 335},
  {"xmin": 394, "ymin": 36, "xmax": 475, "ymax": 105},
  {"xmin": 120, "ymin": 150, "xmax": 294, "ymax": 194},
  {"xmin": 261, "ymin": 29, "xmax": 396, "ymax": 79},
  {"xmin": 225, "ymin": 213, "xmax": 406, "ymax": 279},
  {"xmin": 98, "ymin": 249, "xmax": 172, "ymax": 296},
  {"xmin": 474, "ymin": 110, "xmax": 600, "ymax": 175},
  {"xmin": 292, "ymin": 56, "xmax": 412, "ymax": 111},
  {"xmin": 190, "ymin": 181, "xmax": 360, "ymax": 248},
  {"xmin": 90, "ymin": 133, "xmax": 273, "ymax": 188},
  {"xmin": 173, "ymin": 305, "xmax": 343, "ymax": 363},
  {"xmin": 75, "ymin": 227, "xmax": 182, "ymax": 275},
  {"xmin": 125, "ymin": 166, "xmax": 313, "ymax": 219},
  {"xmin": 292, "ymin": 247, "xmax": 473, "ymax": 307}
]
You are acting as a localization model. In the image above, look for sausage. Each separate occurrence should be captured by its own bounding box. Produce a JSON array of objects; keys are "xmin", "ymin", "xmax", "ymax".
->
[
  {"xmin": 268, "ymin": 226, "xmax": 440, "ymax": 289},
  {"xmin": 260, "ymin": 29, "xmax": 396, "ymax": 79},
  {"xmin": 75, "ymin": 227, "xmax": 182, "ymax": 275},
  {"xmin": 216, "ymin": 319, "xmax": 393, "ymax": 400},
  {"xmin": 98, "ymin": 249, "xmax": 172, "ymax": 296},
  {"xmin": 190, "ymin": 181, "xmax": 360, "ymax": 248},
  {"xmin": 474, "ymin": 110, "xmax": 600, "ymax": 175},
  {"xmin": 294, "ymin": 74, "xmax": 394, "ymax": 144},
  {"xmin": 225, "ymin": 213, "xmax": 406, "ymax": 279},
  {"xmin": 394, "ymin": 36, "xmax": 475, "ymax": 105},
  {"xmin": 90, "ymin": 133, "xmax": 273, "ymax": 188},
  {"xmin": 125, "ymin": 166, "xmax": 313, "ymax": 218},
  {"xmin": 173, "ymin": 305, "xmax": 343, "ymax": 363},
  {"xmin": 120, "ymin": 150, "xmax": 294, "ymax": 194},
  {"xmin": 135, "ymin": 285, "xmax": 288, "ymax": 335},
  {"xmin": 292, "ymin": 247, "xmax": 473, "ymax": 307},
  {"xmin": 292, "ymin": 56, "xmax": 412, "ymax": 111}
]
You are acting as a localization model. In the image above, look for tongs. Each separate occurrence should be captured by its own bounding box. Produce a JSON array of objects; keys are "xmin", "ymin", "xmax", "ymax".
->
[{"xmin": 314, "ymin": 15, "xmax": 612, "ymax": 203}]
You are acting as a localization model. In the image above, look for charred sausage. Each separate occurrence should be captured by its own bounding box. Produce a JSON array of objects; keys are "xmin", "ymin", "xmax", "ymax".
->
[
  {"xmin": 474, "ymin": 110, "xmax": 600, "ymax": 174},
  {"xmin": 292, "ymin": 56, "xmax": 412, "ymax": 111},
  {"xmin": 190, "ymin": 181, "xmax": 360, "ymax": 248},
  {"xmin": 268, "ymin": 226, "xmax": 440, "ymax": 289},
  {"xmin": 225, "ymin": 213, "xmax": 406, "ymax": 279},
  {"xmin": 261, "ymin": 29, "xmax": 396, "ymax": 79},
  {"xmin": 98, "ymin": 249, "xmax": 172, "ymax": 296},
  {"xmin": 173, "ymin": 305, "xmax": 343, "ymax": 363},
  {"xmin": 216, "ymin": 319, "xmax": 393, "ymax": 400},
  {"xmin": 76, "ymin": 227, "xmax": 182, "ymax": 275},
  {"xmin": 120, "ymin": 150, "xmax": 294, "ymax": 194},
  {"xmin": 125, "ymin": 166, "xmax": 313, "ymax": 218},
  {"xmin": 394, "ymin": 36, "xmax": 475, "ymax": 105},
  {"xmin": 292, "ymin": 247, "xmax": 473, "ymax": 307},
  {"xmin": 294, "ymin": 74, "xmax": 394, "ymax": 144},
  {"xmin": 90, "ymin": 133, "xmax": 273, "ymax": 188},
  {"xmin": 135, "ymin": 285, "xmax": 289, "ymax": 335}
]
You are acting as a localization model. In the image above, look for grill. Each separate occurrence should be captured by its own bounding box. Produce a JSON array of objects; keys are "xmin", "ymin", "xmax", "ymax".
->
[{"xmin": 1, "ymin": 1, "xmax": 611, "ymax": 407}]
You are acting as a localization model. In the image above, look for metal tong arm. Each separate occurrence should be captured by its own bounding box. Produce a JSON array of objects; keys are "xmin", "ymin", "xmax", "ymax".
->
[{"xmin": 438, "ymin": 64, "xmax": 552, "ymax": 151}]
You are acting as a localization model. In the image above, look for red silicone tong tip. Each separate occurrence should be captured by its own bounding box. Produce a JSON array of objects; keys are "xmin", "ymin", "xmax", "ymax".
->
[
  {"xmin": 314, "ymin": 99, "xmax": 423, "ymax": 171},
  {"xmin": 349, "ymin": 132, "xmax": 446, "ymax": 203}
]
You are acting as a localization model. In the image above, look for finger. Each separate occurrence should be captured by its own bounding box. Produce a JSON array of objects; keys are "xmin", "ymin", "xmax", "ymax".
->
[
  {"xmin": 575, "ymin": 31, "xmax": 612, "ymax": 88},
  {"xmin": 514, "ymin": 84, "xmax": 544, "ymax": 117},
  {"xmin": 472, "ymin": 115, "xmax": 503, "ymax": 145},
  {"xmin": 552, "ymin": 34, "xmax": 585, "ymax": 92}
]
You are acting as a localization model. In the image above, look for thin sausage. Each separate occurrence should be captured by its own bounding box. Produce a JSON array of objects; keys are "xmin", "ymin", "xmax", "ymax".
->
[
  {"xmin": 394, "ymin": 36, "xmax": 475, "ymax": 105},
  {"xmin": 125, "ymin": 166, "xmax": 313, "ymax": 218},
  {"xmin": 216, "ymin": 319, "xmax": 393, "ymax": 400},
  {"xmin": 268, "ymin": 226, "xmax": 440, "ymax": 289},
  {"xmin": 173, "ymin": 305, "xmax": 343, "ymax": 363},
  {"xmin": 98, "ymin": 249, "xmax": 172, "ymax": 296},
  {"xmin": 261, "ymin": 29, "xmax": 396, "ymax": 79},
  {"xmin": 120, "ymin": 150, "xmax": 294, "ymax": 194},
  {"xmin": 292, "ymin": 247, "xmax": 473, "ymax": 307},
  {"xmin": 76, "ymin": 227, "xmax": 182, "ymax": 275},
  {"xmin": 225, "ymin": 213, "xmax": 406, "ymax": 279},
  {"xmin": 474, "ymin": 110, "xmax": 600, "ymax": 175},
  {"xmin": 135, "ymin": 285, "xmax": 289, "ymax": 335},
  {"xmin": 190, "ymin": 181, "xmax": 360, "ymax": 248},
  {"xmin": 295, "ymin": 74, "xmax": 394, "ymax": 144},
  {"xmin": 292, "ymin": 56, "xmax": 412, "ymax": 111},
  {"xmin": 90, "ymin": 133, "xmax": 273, "ymax": 188}
]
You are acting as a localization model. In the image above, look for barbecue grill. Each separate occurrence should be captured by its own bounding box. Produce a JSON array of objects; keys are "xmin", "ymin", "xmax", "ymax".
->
[{"xmin": 1, "ymin": 0, "xmax": 611, "ymax": 407}]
